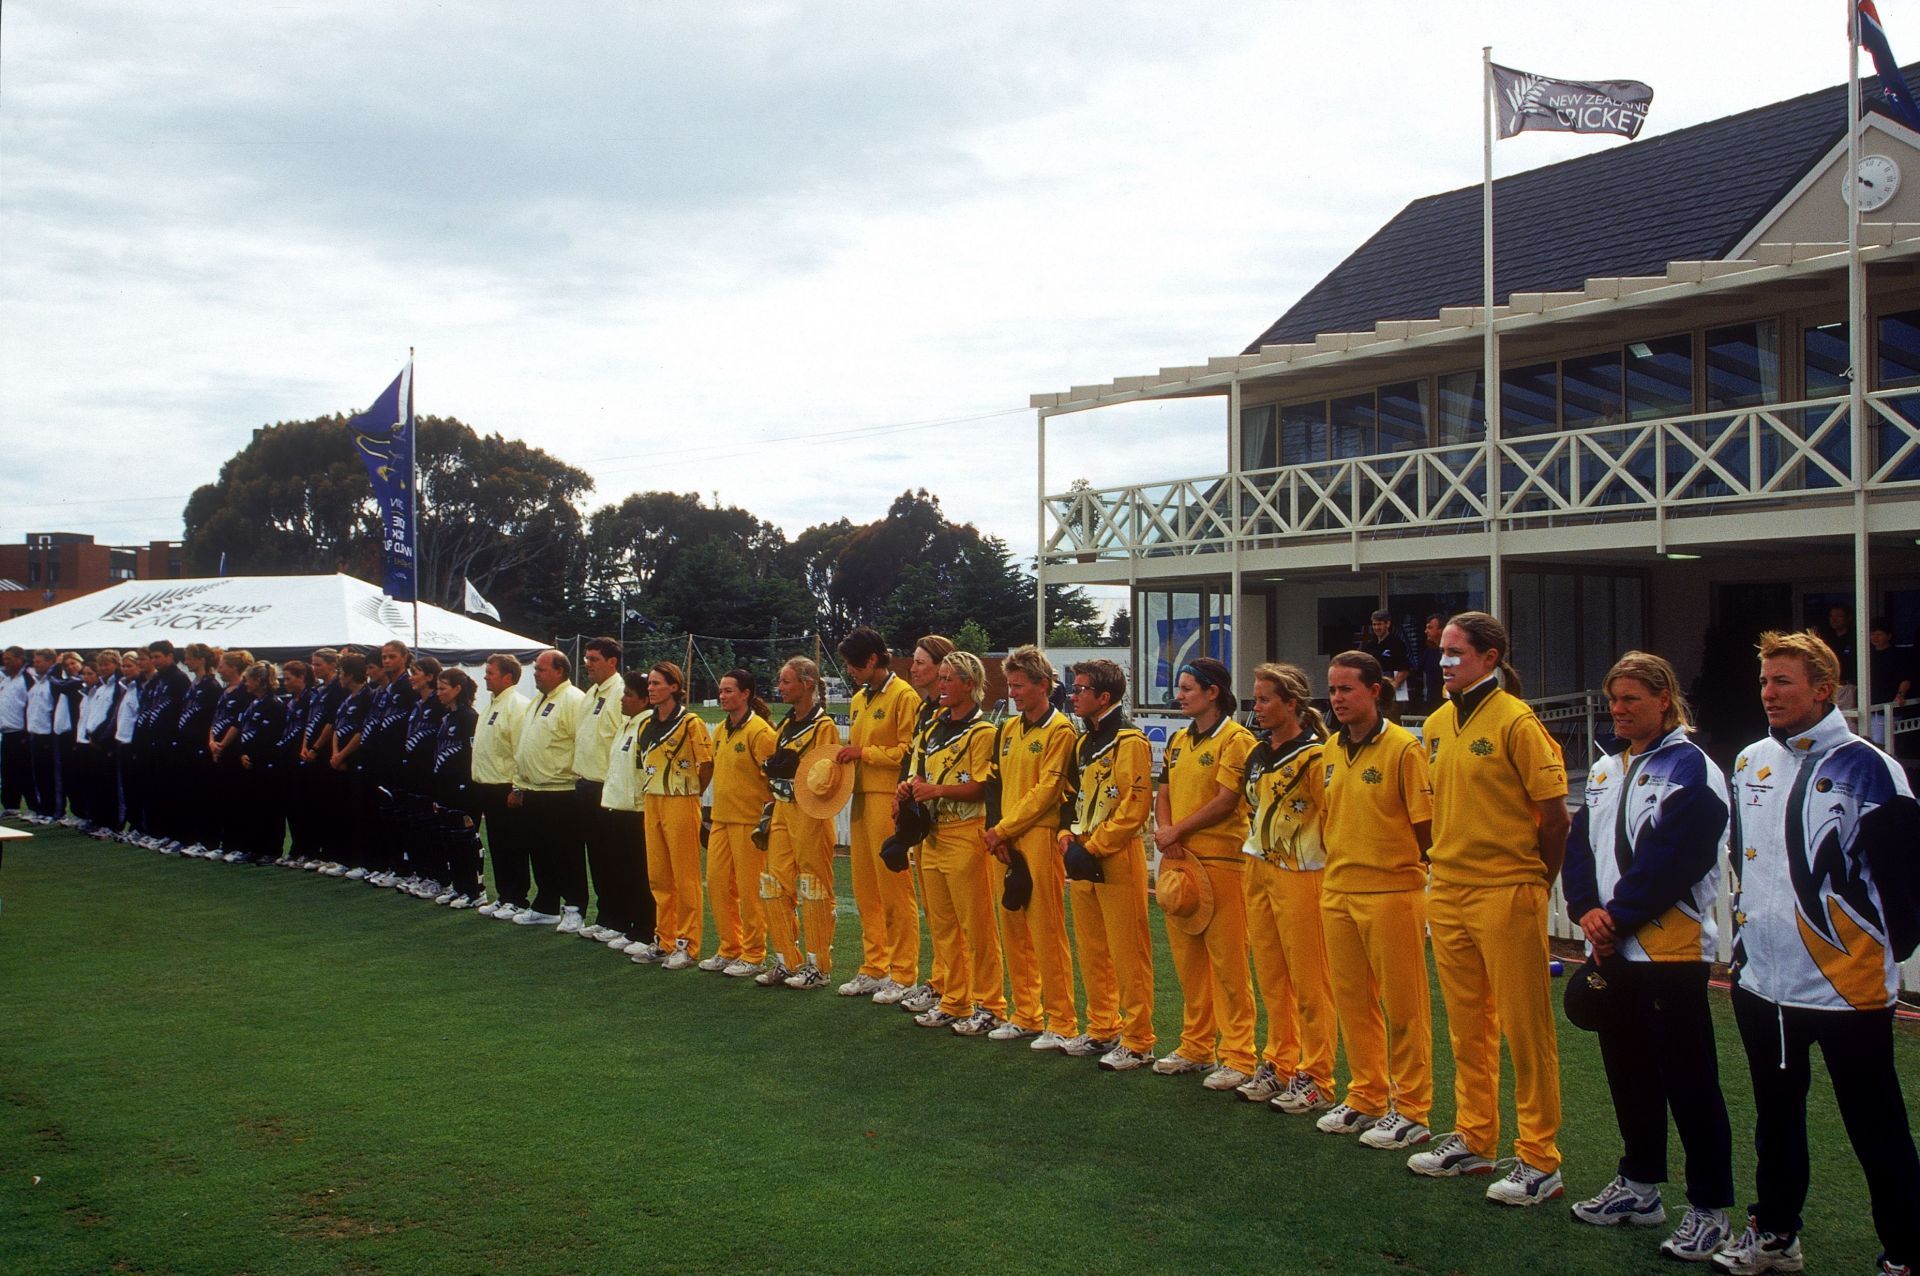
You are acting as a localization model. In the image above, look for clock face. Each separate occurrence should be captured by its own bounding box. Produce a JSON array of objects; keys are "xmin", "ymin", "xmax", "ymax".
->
[{"xmin": 1845, "ymin": 153, "xmax": 1902, "ymax": 212}]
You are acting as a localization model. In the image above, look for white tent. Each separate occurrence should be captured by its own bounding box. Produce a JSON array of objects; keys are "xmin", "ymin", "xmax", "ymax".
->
[{"xmin": 0, "ymin": 574, "xmax": 544, "ymax": 664}]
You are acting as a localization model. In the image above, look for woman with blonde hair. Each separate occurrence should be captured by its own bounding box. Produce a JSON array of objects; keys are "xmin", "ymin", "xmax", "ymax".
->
[
  {"xmin": 756, "ymin": 656, "xmax": 840, "ymax": 989},
  {"xmin": 888, "ymin": 633, "xmax": 955, "ymax": 1013},
  {"xmin": 207, "ymin": 648, "xmax": 255, "ymax": 861},
  {"xmin": 899, "ymin": 650, "xmax": 1003, "ymax": 1034},
  {"xmin": 629, "ymin": 661, "xmax": 714, "ymax": 970}
]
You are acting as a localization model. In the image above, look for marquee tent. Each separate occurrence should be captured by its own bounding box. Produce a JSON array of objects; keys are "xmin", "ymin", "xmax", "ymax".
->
[{"xmin": 0, "ymin": 574, "xmax": 544, "ymax": 664}]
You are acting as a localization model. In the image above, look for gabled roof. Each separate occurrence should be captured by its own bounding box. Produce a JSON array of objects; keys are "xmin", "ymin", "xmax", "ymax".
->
[{"xmin": 1243, "ymin": 72, "xmax": 1913, "ymax": 353}]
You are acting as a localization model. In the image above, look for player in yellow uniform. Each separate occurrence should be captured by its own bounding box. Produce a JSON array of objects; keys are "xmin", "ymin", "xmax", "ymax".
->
[
  {"xmin": 759, "ymin": 656, "xmax": 841, "ymax": 990},
  {"xmin": 982, "ymin": 645, "xmax": 1080, "ymax": 1048},
  {"xmin": 1151, "ymin": 656, "xmax": 1257, "ymax": 1091},
  {"xmin": 600, "ymin": 672, "xmax": 653, "ymax": 956},
  {"xmin": 1409, "ymin": 611, "xmax": 1570, "ymax": 1205},
  {"xmin": 834, "ymin": 627, "xmax": 923, "ymax": 1001},
  {"xmin": 1057, "ymin": 658, "xmax": 1156, "ymax": 1070},
  {"xmin": 703, "ymin": 668, "xmax": 778, "ymax": 977},
  {"xmin": 626, "ymin": 662, "xmax": 714, "ymax": 970},
  {"xmin": 892, "ymin": 634, "xmax": 955, "ymax": 1014},
  {"xmin": 902, "ymin": 651, "xmax": 1003, "ymax": 1035},
  {"xmin": 1317, "ymin": 651, "xmax": 1436, "ymax": 1151},
  {"xmin": 1238, "ymin": 662, "xmax": 1340, "ymax": 1112}
]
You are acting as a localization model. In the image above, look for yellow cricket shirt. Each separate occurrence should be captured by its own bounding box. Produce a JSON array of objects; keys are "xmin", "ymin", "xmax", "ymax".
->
[
  {"xmin": 1159, "ymin": 715, "xmax": 1255, "ymax": 861},
  {"xmin": 1321, "ymin": 717, "xmax": 1433, "ymax": 894},
  {"xmin": 1244, "ymin": 731, "xmax": 1327, "ymax": 872},
  {"xmin": 571, "ymin": 672, "xmax": 628, "ymax": 783},
  {"xmin": 912, "ymin": 707, "xmax": 996, "ymax": 824},
  {"xmin": 989, "ymin": 707, "xmax": 1077, "ymax": 839},
  {"xmin": 1425, "ymin": 680, "xmax": 1568, "ymax": 887},
  {"xmin": 1071, "ymin": 709, "xmax": 1151, "ymax": 858},
  {"xmin": 512, "ymin": 683, "xmax": 586, "ymax": 792},
  {"xmin": 770, "ymin": 703, "xmax": 838, "ymax": 806},
  {"xmin": 635, "ymin": 704, "xmax": 714, "ymax": 798},
  {"xmin": 710, "ymin": 710, "xmax": 776, "ymax": 823},
  {"xmin": 471, "ymin": 687, "xmax": 529, "ymax": 787},
  {"xmin": 848, "ymin": 672, "xmax": 921, "ymax": 792}
]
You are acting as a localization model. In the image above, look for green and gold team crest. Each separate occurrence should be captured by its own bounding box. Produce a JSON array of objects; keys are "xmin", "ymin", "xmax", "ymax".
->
[
  {"xmin": 1361, "ymin": 766, "xmax": 1383, "ymax": 784},
  {"xmin": 1028, "ymin": 739, "xmax": 1042, "ymax": 754},
  {"xmin": 872, "ymin": 707, "xmax": 886, "ymax": 719},
  {"xmin": 1198, "ymin": 752, "xmax": 1214, "ymax": 767},
  {"xmin": 733, "ymin": 742, "xmax": 746, "ymax": 753},
  {"xmin": 1469, "ymin": 737, "xmax": 1494, "ymax": 757}
]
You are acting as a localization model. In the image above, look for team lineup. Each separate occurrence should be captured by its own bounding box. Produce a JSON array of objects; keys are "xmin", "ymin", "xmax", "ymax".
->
[{"xmin": 1, "ymin": 614, "xmax": 1916, "ymax": 1276}]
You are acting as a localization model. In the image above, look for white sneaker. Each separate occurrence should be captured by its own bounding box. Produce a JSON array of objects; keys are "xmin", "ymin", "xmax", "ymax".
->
[
  {"xmin": 1060, "ymin": 1034, "xmax": 1117, "ymax": 1058},
  {"xmin": 492, "ymin": 905, "xmax": 524, "ymax": 922},
  {"xmin": 222, "ymin": 850, "xmax": 246, "ymax": 863},
  {"xmin": 897, "ymin": 985, "xmax": 939, "ymax": 1014},
  {"xmin": 1484, "ymin": 1160, "xmax": 1564, "ymax": 1207},
  {"xmin": 1709, "ymin": 1216, "xmax": 1801, "ymax": 1274},
  {"xmin": 1151, "ymin": 1052, "xmax": 1208, "ymax": 1076},
  {"xmin": 753, "ymin": 963, "xmax": 791, "ymax": 986},
  {"xmin": 1358, "ymin": 1111, "xmax": 1432, "ymax": 1149},
  {"xmin": 555, "ymin": 908, "xmax": 585, "ymax": 935},
  {"xmin": 513, "ymin": 909, "xmax": 561, "ymax": 926},
  {"xmin": 1269, "ymin": 1072, "xmax": 1335, "ymax": 1115},
  {"xmin": 950, "ymin": 1008, "xmax": 1001, "ymax": 1037},
  {"xmin": 914, "ymin": 1007, "xmax": 959, "ymax": 1029},
  {"xmin": 344, "ymin": 867, "xmax": 370, "ymax": 881},
  {"xmin": 448, "ymin": 895, "xmax": 474, "ymax": 910},
  {"xmin": 837, "ymin": 972, "xmax": 884, "ymax": 997},
  {"xmin": 1202, "ymin": 1066, "xmax": 1251, "ymax": 1092},
  {"xmin": 1661, "ymin": 1207, "xmax": 1732, "ymax": 1262},
  {"xmin": 1235, "ymin": 1061, "xmax": 1284, "ymax": 1103},
  {"xmin": 321, "ymin": 862, "xmax": 349, "ymax": 877},
  {"xmin": 1571, "ymin": 1175, "xmax": 1665, "ymax": 1228},
  {"xmin": 601, "ymin": 932, "xmax": 633, "ymax": 949},
  {"xmin": 1314, "ymin": 1103, "xmax": 1380, "ymax": 1136},
  {"xmin": 1030, "ymin": 1031, "xmax": 1070, "ymax": 1052},
  {"xmin": 434, "ymin": 889, "xmax": 459, "ymax": 905},
  {"xmin": 870, "ymin": 979, "xmax": 912, "ymax": 1005},
  {"xmin": 476, "ymin": 899, "xmax": 504, "ymax": 917},
  {"xmin": 580, "ymin": 924, "xmax": 609, "ymax": 941},
  {"xmin": 617, "ymin": 938, "xmax": 651, "ymax": 955},
  {"xmin": 724, "ymin": 960, "xmax": 767, "ymax": 978},
  {"xmin": 630, "ymin": 943, "xmax": 667, "ymax": 964},
  {"xmin": 987, "ymin": 1022, "xmax": 1038, "ymax": 1042},
  {"xmin": 696, "ymin": 953, "xmax": 732, "ymax": 972},
  {"xmin": 1096, "ymin": 1044, "xmax": 1153, "ymax": 1072},
  {"xmin": 662, "ymin": 946, "xmax": 697, "ymax": 972},
  {"xmin": 783, "ymin": 963, "xmax": 828, "ymax": 989},
  {"xmin": 1407, "ymin": 1132, "xmax": 1495, "ymax": 1177}
]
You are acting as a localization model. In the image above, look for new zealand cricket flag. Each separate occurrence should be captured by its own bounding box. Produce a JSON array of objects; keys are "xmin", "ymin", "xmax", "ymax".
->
[
  {"xmin": 348, "ymin": 362, "xmax": 418, "ymax": 603},
  {"xmin": 1857, "ymin": 1, "xmax": 1920, "ymax": 134},
  {"xmin": 1491, "ymin": 64, "xmax": 1653, "ymax": 140}
]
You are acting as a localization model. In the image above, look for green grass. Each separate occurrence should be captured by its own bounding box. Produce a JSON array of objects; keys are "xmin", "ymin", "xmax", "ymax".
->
[{"xmin": 2, "ymin": 829, "xmax": 1914, "ymax": 1275}]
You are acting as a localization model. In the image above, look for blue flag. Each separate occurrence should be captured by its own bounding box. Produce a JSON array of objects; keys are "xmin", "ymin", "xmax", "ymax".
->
[
  {"xmin": 1858, "ymin": 1, "xmax": 1920, "ymax": 134},
  {"xmin": 348, "ymin": 362, "xmax": 417, "ymax": 603}
]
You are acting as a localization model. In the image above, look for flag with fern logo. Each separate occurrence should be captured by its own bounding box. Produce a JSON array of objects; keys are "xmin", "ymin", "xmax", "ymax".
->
[{"xmin": 1491, "ymin": 64, "xmax": 1652, "ymax": 140}]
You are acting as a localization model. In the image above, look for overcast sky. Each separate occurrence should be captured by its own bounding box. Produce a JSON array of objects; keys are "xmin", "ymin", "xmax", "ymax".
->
[{"xmin": 0, "ymin": 0, "xmax": 1880, "ymax": 579}]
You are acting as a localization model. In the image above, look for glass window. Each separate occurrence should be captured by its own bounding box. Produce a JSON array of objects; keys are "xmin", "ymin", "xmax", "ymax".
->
[
  {"xmin": 1377, "ymin": 380, "xmax": 1429, "ymax": 451},
  {"xmin": 1501, "ymin": 361, "xmax": 1559, "ymax": 435},
  {"xmin": 1562, "ymin": 350, "xmax": 1623, "ymax": 429},
  {"xmin": 1581, "ymin": 575, "xmax": 1613, "ymax": 691},
  {"xmin": 1437, "ymin": 370, "xmax": 1484, "ymax": 445},
  {"xmin": 1625, "ymin": 333, "xmax": 1693, "ymax": 420},
  {"xmin": 1543, "ymin": 573, "xmax": 1578, "ymax": 696},
  {"xmin": 1280, "ymin": 400, "xmax": 1328, "ymax": 464},
  {"xmin": 1330, "ymin": 393, "xmax": 1375, "ymax": 459},
  {"xmin": 1240, "ymin": 404, "xmax": 1278, "ymax": 471},
  {"xmin": 1705, "ymin": 320, "xmax": 1782, "ymax": 410},
  {"xmin": 1804, "ymin": 321, "xmax": 1849, "ymax": 397},
  {"xmin": 1878, "ymin": 308, "xmax": 1920, "ymax": 388}
]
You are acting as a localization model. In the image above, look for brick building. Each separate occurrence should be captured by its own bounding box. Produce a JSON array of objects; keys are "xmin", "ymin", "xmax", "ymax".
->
[{"xmin": 0, "ymin": 533, "xmax": 185, "ymax": 620}]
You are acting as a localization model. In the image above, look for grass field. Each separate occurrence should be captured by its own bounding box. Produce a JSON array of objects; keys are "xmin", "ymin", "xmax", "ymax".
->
[{"xmin": 2, "ymin": 828, "xmax": 1914, "ymax": 1275}]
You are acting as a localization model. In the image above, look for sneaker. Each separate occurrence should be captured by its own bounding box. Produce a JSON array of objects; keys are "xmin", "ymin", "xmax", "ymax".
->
[
  {"xmin": 1270, "ymin": 1073, "xmax": 1334, "ymax": 1115},
  {"xmin": 599, "ymin": 931, "xmax": 631, "ymax": 948},
  {"xmin": 1097, "ymin": 1044, "xmax": 1153, "ymax": 1072},
  {"xmin": 475, "ymin": 899, "xmax": 506, "ymax": 916},
  {"xmin": 1660, "ymin": 1207, "xmax": 1731, "ymax": 1262},
  {"xmin": 580, "ymin": 924, "xmax": 608, "ymax": 941},
  {"xmin": 724, "ymin": 959, "xmax": 768, "ymax": 978},
  {"xmin": 448, "ymin": 895, "xmax": 474, "ymax": 910},
  {"xmin": 1876, "ymin": 1258, "xmax": 1912, "ymax": 1276},
  {"xmin": 914, "ymin": 1007, "xmax": 958, "ymax": 1029},
  {"xmin": 899, "ymin": 986, "xmax": 940, "ymax": 1014},
  {"xmin": 555, "ymin": 908, "xmax": 585, "ymax": 935},
  {"xmin": 222, "ymin": 850, "xmax": 246, "ymax": 863},
  {"xmin": 630, "ymin": 943, "xmax": 667, "ymax": 965},
  {"xmin": 1029, "ymin": 1031, "xmax": 1070, "ymax": 1052},
  {"xmin": 431, "ymin": 887, "xmax": 457, "ymax": 904},
  {"xmin": 870, "ymin": 979, "xmax": 914, "ymax": 1005},
  {"xmin": 1485, "ymin": 1159, "xmax": 1564, "ymax": 1207},
  {"xmin": 1570, "ymin": 1175, "xmax": 1666, "ymax": 1228},
  {"xmin": 1060, "ymin": 1034, "xmax": 1117, "ymax": 1058},
  {"xmin": 513, "ymin": 909, "xmax": 562, "ymax": 926},
  {"xmin": 837, "ymin": 972, "xmax": 884, "ymax": 997},
  {"xmin": 950, "ymin": 1009, "xmax": 1001, "ymax": 1037},
  {"xmin": 786, "ymin": 963, "xmax": 830, "ymax": 989},
  {"xmin": 1236, "ymin": 1062, "xmax": 1284, "ymax": 1103},
  {"xmin": 321, "ymin": 862, "xmax": 349, "ymax": 877},
  {"xmin": 1710, "ymin": 1217, "xmax": 1802, "ymax": 1274},
  {"xmin": 1202, "ymin": 1066, "xmax": 1251, "ymax": 1092},
  {"xmin": 1408, "ymin": 1132, "xmax": 1496, "ymax": 1177},
  {"xmin": 344, "ymin": 867, "xmax": 370, "ymax": 881},
  {"xmin": 987, "ymin": 1022, "xmax": 1038, "ymax": 1042},
  {"xmin": 616, "ymin": 937, "xmax": 651, "ymax": 955},
  {"xmin": 1151, "ymin": 1053, "xmax": 1208, "ymax": 1076},
  {"xmin": 696, "ymin": 953, "xmax": 732, "ymax": 972},
  {"xmin": 1314, "ymin": 1103, "xmax": 1380, "ymax": 1136},
  {"xmin": 1359, "ymin": 1112, "xmax": 1432, "ymax": 1149},
  {"xmin": 662, "ymin": 947, "xmax": 697, "ymax": 972},
  {"xmin": 753, "ymin": 963, "xmax": 791, "ymax": 986},
  {"xmin": 185, "ymin": 843, "xmax": 210, "ymax": 858}
]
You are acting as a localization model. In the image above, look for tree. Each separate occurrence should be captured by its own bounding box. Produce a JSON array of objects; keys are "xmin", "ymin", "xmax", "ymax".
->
[
  {"xmin": 953, "ymin": 619, "xmax": 991, "ymax": 656},
  {"xmin": 1107, "ymin": 607, "xmax": 1132, "ymax": 646},
  {"xmin": 1047, "ymin": 623, "xmax": 1086, "ymax": 646}
]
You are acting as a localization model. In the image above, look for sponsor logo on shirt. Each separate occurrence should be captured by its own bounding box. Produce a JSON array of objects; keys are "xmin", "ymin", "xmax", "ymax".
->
[{"xmin": 1469, "ymin": 737, "xmax": 1494, "ymax": 757}]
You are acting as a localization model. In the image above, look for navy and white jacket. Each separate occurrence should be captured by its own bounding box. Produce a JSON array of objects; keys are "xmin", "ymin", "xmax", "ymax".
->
[
  {"xmin": 173, "ymin": 674, "xmax": 221, "ymax": 757},
  {"xmin": 1728, "ymin": 706, "xmax": 1920, "ymax": 1011},
  {"xmin": 238, "ymin": 693, "xmax": 288, "ymax": 770},
  {"xmin": 398, "ymin": 698, "xmax": 446, "ymax": 793},
  {"xmin": 0, "ymin": 666, "xmax": 31, "ymax": 732},
  {"xmin": 431, "ymin": 705, "xmax": 478, "ymax": 814},
  {"xmin": 1565, "ymin": 726, "xmax": 1729, "ymax": 962}
]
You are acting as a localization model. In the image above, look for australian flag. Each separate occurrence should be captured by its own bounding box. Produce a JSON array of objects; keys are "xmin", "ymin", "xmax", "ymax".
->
[
  {"xmin": 1858, "ymin": 0, "xmax": 1920, "ymax": 133},
  {"xmin": 347, "ymin": 362, "xmax": 417, "ymax": 603}
]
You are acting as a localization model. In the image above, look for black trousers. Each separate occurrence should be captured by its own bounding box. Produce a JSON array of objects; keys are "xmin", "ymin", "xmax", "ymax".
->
[
  {"xmin": 56, "ymin": 732, "xmax": 80, "ymax": 819},
  {"xmin": 121, "ymin": 745, "xmax": 151, "ymax": 833},
  {"xmin": 0, "ymin": 730, "xmax": 28, "ymax": 814},
  {"xmin": 92, "ymin": 743, "xmax": 124, "ymax": 832},
  {"xmin": 576, "ymin": 781, "xmax": 634, "ymax": 932},
  {"xmin": 284, "ymin": 758, "xmax": 320, "ymax": 858},
  {"xmin": 521, "ymin": 788, "xmax": 585, "ymax": 914},
  {"xmin": 474, "ymin": 783, "xmax": 525, "ymax": 907},
  {"xmin": 1732, "ymin": 985, "xmax": 1920, "ymax": 1263},
  {"xmin": 1593, "ymin": 961, "xmax": 1733, "ymax": 1207},
  {"xmin": 605, "ymin": 808, "xmax": 654, "ymax": 942},
  {"xmin": 27, "ymin": 733, "xmax": 60, "ymax": 818}
]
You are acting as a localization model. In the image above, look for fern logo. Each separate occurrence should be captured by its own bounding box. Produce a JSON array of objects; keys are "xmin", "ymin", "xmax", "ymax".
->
[
  {"xmin": 98, "ymin": 582, "xmax": 229, "ymax": 625},
  {"xmin": 1501, "ymin": 70, "xmax": 1547, "ymax": 134}
]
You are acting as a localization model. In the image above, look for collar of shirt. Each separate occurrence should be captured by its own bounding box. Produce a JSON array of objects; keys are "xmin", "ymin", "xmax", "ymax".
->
[
  {"xmin": 1253, "ymin": 727, "xmax": 1322, "ymax": 773},
  {"xmin": 1180, "ymin": 711, "xmax": 1229, "ymax": 746},
  {"xmin": 1767, "ymin": 702, "xmax": 1851, "ymax": 753},
  {"xmin": 1337, "ymin": 715, "xmax": 1388, "ymax": 760},
  {"xmin": 1448, "ymin": 673, "xmax": 1501, "ymax": 725}
]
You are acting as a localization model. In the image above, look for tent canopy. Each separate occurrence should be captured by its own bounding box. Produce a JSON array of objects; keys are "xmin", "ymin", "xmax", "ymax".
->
[{"xmin": 0, "ymin": 574, "xmax": 544, "ymax": 664}]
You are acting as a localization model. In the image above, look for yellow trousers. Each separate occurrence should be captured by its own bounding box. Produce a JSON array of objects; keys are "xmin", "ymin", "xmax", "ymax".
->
[
  {"xmin": 1246, "ymin": 860, "xmax": 1338, "ymax": 1089},
  {"xmin": 849, "ymin": 792, "xmax": 921, "ymax": 984},
  {"xmin": 994, "ymin": 827, "xmax": 1078, "ymax": 1036},
  {"xmin": 1428, "ymin": 878, "xmax": 1560, "ymax": 1170},
  {"xmin": 919, "ymin": 818, "xmax": 1004, "ymax": 1017},
  {"xmin": 645, "ymin": 795, "xmax": 704, "ymax": 956},
  {"xmin": 1068, "ymin": 842, "xmax": 1155, "ymax": 1053},
  {"xmin": 764, "ymin": 803, "xmax": 836, "ymax": 973},
  {"xmin": 707, "ymin": 820, "xmax": 765, "ymax": 964},
  {"xmin": 1162, "ymin": 856, "xmax": 1256, "ymax": 1073},
  {"xmin": 1320, "ymin": 886, "xmax": 1432, "ymax": 1124}
]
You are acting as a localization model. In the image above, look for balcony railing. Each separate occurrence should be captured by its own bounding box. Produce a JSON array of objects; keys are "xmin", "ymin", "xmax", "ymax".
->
[{"xmin": 1043, "ymin": 389, "xmax": 1920, "ymax": 564}]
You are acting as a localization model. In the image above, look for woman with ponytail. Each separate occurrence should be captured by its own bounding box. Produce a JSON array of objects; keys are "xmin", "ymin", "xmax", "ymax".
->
[
  {"xmin": 705, "ymin": 668, "xmax": 777, "ymax": 977},
  {"xmin": 758, "ymin": 656, "xmax": 840, "ymax": 989},
  {"xmin": 633, "ymin": 660, "xmax": 714, "ymax": 971}
]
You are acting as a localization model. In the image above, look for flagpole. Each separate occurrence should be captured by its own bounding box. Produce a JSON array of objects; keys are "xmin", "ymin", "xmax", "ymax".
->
[
  {"xmin": 1482, "ymin": 47, "xmax": 1504, "ymax": 617},
  {"xmin": 1847, "ymin": 3, "xmax": 1872, "ymax": 734},
  {"xmin": 408, "ymin": 347, "xmax": 420, "ymax": 651}
]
